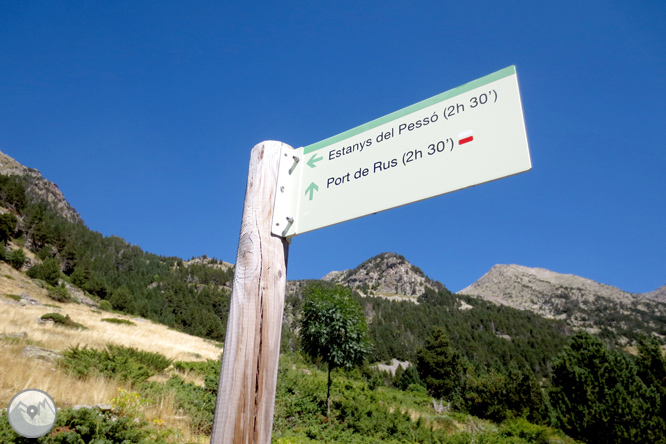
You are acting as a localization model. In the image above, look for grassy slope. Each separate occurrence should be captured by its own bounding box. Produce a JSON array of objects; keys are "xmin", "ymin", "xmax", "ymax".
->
[{"xmin": 0, "ymin": 262, "xmax": 222, "ymax": 442}]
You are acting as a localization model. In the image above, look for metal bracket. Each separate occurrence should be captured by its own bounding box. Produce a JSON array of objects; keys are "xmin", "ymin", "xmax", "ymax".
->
[{"xmin": 271, "ymin": 145, "xmax": 303, "ymax": 239}]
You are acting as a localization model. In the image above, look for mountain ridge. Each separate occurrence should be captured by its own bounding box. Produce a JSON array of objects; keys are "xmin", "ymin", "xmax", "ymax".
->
[
  {"xmin": 457, "ymin": 263, "xmax": 665, "ymax": 342},
  {"xmin": 0, "ymin": 150, "xmax": 82, "ymax": 224},
  {"xmin": 3, "ymin": 150, "xmax": 663, "ymax": 344}
]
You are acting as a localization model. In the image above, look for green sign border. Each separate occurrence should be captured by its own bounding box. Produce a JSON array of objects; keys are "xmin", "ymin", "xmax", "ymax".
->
[{"xmin": 304, "ymin": 66, "xmax": 516, "ymax": 155}]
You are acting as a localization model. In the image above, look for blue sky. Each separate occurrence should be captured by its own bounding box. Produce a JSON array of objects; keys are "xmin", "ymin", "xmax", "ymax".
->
[{"xmin": 1, "ymin": 1, "xmax": 664, "ymax": 294}]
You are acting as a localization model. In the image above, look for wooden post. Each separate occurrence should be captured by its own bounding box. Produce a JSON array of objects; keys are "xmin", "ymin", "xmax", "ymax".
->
[{"xmin": 210, "ymin": 141, "xmax": 292, "ymax": 444}]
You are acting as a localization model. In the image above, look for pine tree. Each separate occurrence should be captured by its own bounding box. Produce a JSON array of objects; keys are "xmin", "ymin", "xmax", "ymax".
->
[
  {"xmin": 0, "ymin": 212, "xmax": 17, "ymax": 243},
  {"xmin": 548, "ymin": 331, "xmax": 665, "ymax": 443},
  {"xmin": 109, "ymin": 286, "xmax": 136, "ymax": 314},
  {"xmin": 636, "ymin": 336, "xmax": 666, "ymax": 421},
  {"xmin": 416, "ymin": 327, "xmax": 463, "ymax": 399}
]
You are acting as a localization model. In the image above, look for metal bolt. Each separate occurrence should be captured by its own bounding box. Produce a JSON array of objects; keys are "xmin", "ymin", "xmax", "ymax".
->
[{"xmin": 286, "ymin": 217, "xmax": 294, "ymax": 223}]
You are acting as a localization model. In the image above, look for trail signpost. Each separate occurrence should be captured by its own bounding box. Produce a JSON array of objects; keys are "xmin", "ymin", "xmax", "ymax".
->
[
  {"xmin": 211, "ymin": 66, "xmax": 531, "ymax": 444},
  {"xmin": 272, "ymin": 65, "xmax": 531, "ymax": 238}
]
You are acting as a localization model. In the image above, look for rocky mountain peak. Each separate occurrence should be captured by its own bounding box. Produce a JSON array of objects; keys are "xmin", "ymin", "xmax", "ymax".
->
[
  {"xmin": 458, "ymin": 264, "xmax": 639, "ymax": 307},
  {"xmin": 322, "ymin": 252, "xmax": 442, "ymax": 300},
  {"xmin": 458, "ymin": 264, "xmax": 666, "ymax": 342},
  {"xmin": 0, "ymin": 150, "xmax": 82, "ymax": 224}
]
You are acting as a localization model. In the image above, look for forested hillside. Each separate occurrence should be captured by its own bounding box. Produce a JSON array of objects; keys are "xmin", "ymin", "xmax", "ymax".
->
[{"xmin": 0, "ymin": 173, "xmax": 233, "ymax": 340}]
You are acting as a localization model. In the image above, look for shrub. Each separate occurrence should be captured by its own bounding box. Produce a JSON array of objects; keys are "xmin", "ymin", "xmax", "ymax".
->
[
  {"xmin": 101, "ymin": 318, "xmax": 136, "ymax": 326},
  {"xmin": 61, "ymin": 344, "xmax": 172, "ymax": 384},
  {"xmin": 40, "ymin": 313, "xmax": 86, "ymax": 329},
  {"xmin": 141, "ymin": 375, "xmax": 217, "ymax": 434},
  {"xmin": 48, "ymin": 285, "xmax": 73, "ymax": 303},
  {"xmin": 173, "ymin": 358, "xmax": 221, "ymax": 378},
  {"xmin": 0, "ymin": 406, "xmax": 173, "ymax": 444},
  {"xmin": 27, "ymin": 257, "xmax": 61, "ymax": 286},
  {"xmin": 98, "ymin": 300, "xmax": 112, "ymax": 311},
  {"xmin": 109, "ymin": 286, "xmax": 136, "ymax": 313},
  {"xmin": 7, "ymin": 248, "xmax": 25, "ymax": 269},
  {"xmin": 111, "ymin": 388, "xmax": 149, "ymax": 417},
  {"xmin": 501, "ymin": 418, "xmax": 550, "ymax": 444}
]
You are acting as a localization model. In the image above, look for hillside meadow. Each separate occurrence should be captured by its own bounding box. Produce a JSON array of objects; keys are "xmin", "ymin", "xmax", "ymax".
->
[{"xmin": 0, "ymin": 262, "xmax": 222, "ymax": 442}]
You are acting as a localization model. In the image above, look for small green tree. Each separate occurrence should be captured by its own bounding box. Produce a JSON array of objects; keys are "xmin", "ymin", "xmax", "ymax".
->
[
  {"xmin": 7, "ymin": 248, "xmax": 26, "ymax": 270},
  {"xmin": 0, "ymin": 213, "xmax": 17, "ymax": 243},
  {"xmin": 396, "ymin": 364, "xmax": 423, "ymax": 391},
  {"xmin": 27, "ymin": 257, "xmax": 62, "ymax": 286},
  {"xmin": 416, "ymin": 327, "xmax": 463, "ymax": 400},
  {"xmin": 110, "ymin": 286, "xmax": 136, "ymax": 314},
  {"xmin": 300, "ymin": 282, "xmax": 371, "ymax": 416}
]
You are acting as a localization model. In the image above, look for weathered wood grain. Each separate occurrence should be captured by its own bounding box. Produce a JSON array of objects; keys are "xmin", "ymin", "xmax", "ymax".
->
[{"xmin": 210, "ymin": 141, "xmax": 292, "ymax": 444}]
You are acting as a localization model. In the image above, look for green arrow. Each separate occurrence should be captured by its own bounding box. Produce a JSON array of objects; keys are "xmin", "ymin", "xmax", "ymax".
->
[
  {"xmin": 307, "ymin": 153, "xmax": 324, "ymax": 168},
  {"xmin": 305, "ymin": 182, "xmax": 318, "ymax": 201}
]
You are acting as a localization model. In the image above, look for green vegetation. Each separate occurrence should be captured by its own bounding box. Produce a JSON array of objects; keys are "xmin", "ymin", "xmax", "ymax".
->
[
  {"xmin": 272, "ymin": 353, "xmax": 571, "ymax": 444},
  {"xmin": 62, "ymin": 344, "xmax": 173, "ymax": 384},
  {"xmin": 101, "ymin": 317, "xmax": 136, "ymax": 326},
  {"xmin": 142, "ymin": 375, "xmax": 218, "ymax": 435},
  {"xmin": 27, "ymin": 257, "xmax": 62, "ymax": 286},
  {"xmin": 40, "ymin": 313, "xmax": 87, "ymax": 329},
  {"xmin": 5, "ymin": 294, "xmax": 21, "ymax": 301},
  {"xmin": 6, "ymin": 248, "xmax": 25, "ymax": 269},
  {"xmin": 0, "ymin": 404, "xmax": 177, "ymax": 444},
  {"xmin": 416, "ymin": 327, "xmax": 463, "ymax": 400},
  {"xmin": 548, "ymin": 332, "xmax": 666, "ymax": 443},
  {"xmin": 47, "ymin": 284, "xmax": 73, "ymax": 303},
  {"xmin": 300, "ymin": 282, "xmax": 371, "ymax": 416},
  {"xmin": 0, "ymin": 212, "xmax": 17, "ymax": 243}
]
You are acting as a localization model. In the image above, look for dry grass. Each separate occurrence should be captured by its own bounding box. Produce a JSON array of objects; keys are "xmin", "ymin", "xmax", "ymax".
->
[
  {"xmin": 0, "ymin": 340, "xmax": 121, "ymax": 407},
  {"xmin": 0, "ymin": 262, "xmax": 223, "ymax": 441},
  {"xmin": 0, "ymin": 263, "xmax": 222, "ymax": 362}
]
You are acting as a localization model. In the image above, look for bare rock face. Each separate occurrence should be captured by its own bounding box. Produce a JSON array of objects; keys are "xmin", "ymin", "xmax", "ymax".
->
[
  {"xmin": 459, "ymin": 264, "xmax": 636, "ymax": 309},
  {"xmin": 63, "ymin": 282, "xmax": 98, "ymax": 307},
  {"xmin": 322, "ymin": 252, "xmax": 442, "ymax": 300},
  {"xmin": 458, "ymin": 264, "xmax": 666, "ymax": 340},
  {"xmin": 643, "ymin": 284, "xmax": 666, "ymax": 303},
  {"xmin": 0, "ymin": 150, "xmax": 82, "ymax": 224}
]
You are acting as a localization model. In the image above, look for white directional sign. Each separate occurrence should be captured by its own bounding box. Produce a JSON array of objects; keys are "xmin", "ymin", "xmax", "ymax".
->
[{"xmin": 272, "ymin": 66, "xmax": 531, "ymax": 238}]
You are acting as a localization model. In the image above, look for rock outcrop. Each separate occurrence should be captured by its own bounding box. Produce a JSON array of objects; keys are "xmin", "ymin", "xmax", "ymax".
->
[
  {"xmin": 322, "ymin": 252, "xmax": 443, "ymax": 301},
  {"xmin": 0, "ymin": 150, "xmax": 82, "ymax": 224}
]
